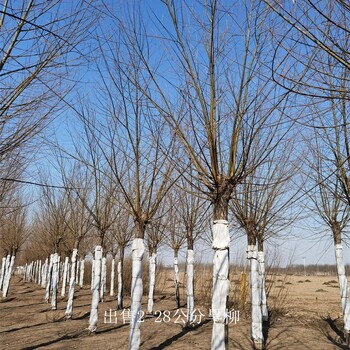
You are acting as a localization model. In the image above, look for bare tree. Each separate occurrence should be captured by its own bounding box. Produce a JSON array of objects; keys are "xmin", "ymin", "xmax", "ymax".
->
[
  {"xmin": 0, "ymin": 193, "xmax": 29, "ymax": 297},
  {"xmin": 305, "ymin": 117, "xmax": 350, "ymax": 341},
  {"xmin": 0, "ymin": 0, "xmax": 96, "ymax": 171},
  {"xmin": 174, "ymin": 174, "xmax": 209, "ymax": 325},
  {"xmin": 166, "ymin": 193, "xmax": 187, "ymax": 310},
  {"xmin": 110, "ymin": 1, "xmax": 294, "ymax": 348},
  {"xmin": 263, "ymin": 0, "xmax": 350, "ymax": 99},
  {"xmin": 231, "ymin": 140, "xmax": 299, "ymax": 345},
  {"xmin": 146, "ymin": 212, "xmax": 167, "ymax": 315},
  {"xmin": 105, "ymin": 205, "xmax": 133, "ymax": 309}
]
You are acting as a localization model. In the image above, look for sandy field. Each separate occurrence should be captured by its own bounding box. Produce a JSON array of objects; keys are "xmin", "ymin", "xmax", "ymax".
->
[{"xmin": 0, "ymin": 273, "xmax": 349, "ymax": 350}]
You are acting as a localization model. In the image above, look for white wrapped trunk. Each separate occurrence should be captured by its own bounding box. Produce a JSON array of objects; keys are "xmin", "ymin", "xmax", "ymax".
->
[
  {"xmin": 51, "ymin": 253, "xmax": 59, "ymax": 310},
  {"xmin": 2, "ymin": 255, "xmax": 15, "ymax": 297},
  {"xmin": 100, "ymin": 257, "xmax": 107, "ymax": 302},
  {"xmin": 248, "ymin": 245, "xmax": 263, "ymax": 346},
  {"xmin": 79, "ymin": 258, "xmax": 85, "ymax": 288},
  {"xmin": 0, "ymin": 256, "xmax": 6, "ymax": 290},
  {"xmin": 38, "ymin": 260, "xmax": 42, "ymax": 286},
  {"xmin": 257, "ymin": 251, "xmax": 268, "ymax": 321},
  {"xmin": 91, "ymin": 259, "xmax": 95, "ymax": 290},
  {"xmin": 129, "ymin": 238, "xmax": 145, "ymax": 350},
  {"xmin": 110, "ymin": 257, "xmax": 115, "ymax": 297},
  {"xmin": 76, "ymin": 259, "xmax": 80, "ymax": 286},
  {"xmin": 65, "ymin": 249, "xmax": 78, "ymax": 317},
  {"xmin": 186, "ymin": 249, "xmax": 195, "ymax": 323},
  {"xmin": 45, "ymin": 254, "xmax": 53, "ymax": 302},
  {"xmin": 61, "ymin": 257, "xmax": 69, "ymax": 296},
  {"xmin": 147, "ymin": 251, "xmax": 157, "ymax": 314},
  {"xmin": 41, "ymin": 258, "xmax": 48, "ymax": 288},
  {"xmin": 174, "ymin": 254, "xmax": 180, "ymax": 308},
  {"xmin": 335, "ymin": 244, "xmax": 350, "ymax": 331},
  {"xmin": 88, "ymin": 246, "xmax": 102, "ymax": 332},
  {"xmin": 117, "ymin": 260, "xmax": 123, "ymax": 309},
  {"xmin": 211, "ymin": 220, "xmax": 230, "ymax": 350}
]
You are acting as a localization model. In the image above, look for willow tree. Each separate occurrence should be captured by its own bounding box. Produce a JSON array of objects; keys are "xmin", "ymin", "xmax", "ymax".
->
[
  {"xmin": 104, "ymin": 205, "xmax": 133, "ymax": 309},
  {"xmin": 146, "ymin": 212, "xmax": 167, "ymax": 315},
  {"xmin": 307, "ymin": 136, "xmax": 350, "ymax": 340},
  {"xmin": 76, "ymin": 52, "xmax": 177, "ymax": 348},
  {"xmin": 0, "ymin": 0, "xmax": 96, "ymax": 183},
  {"xmin": 231, "ymin": 140, "xmax": 299, "ymax": 347},
  {"xmin": 175, "ymin": 174, "xmax": 209, "ymax": 325},
  {"xmin": 70, "ymin": 117, "xmax": 120, "ymax": 332},
  {"xmin": 165, "ymin": 195, "xmax": 187, "ymax": 310},
  {"xmin": 36, "ymin": 178, "xmax": 69, "ymax": 309},
  {"xmin": 0, "ymin": 193, "xmax": 29, "ymax": 297},
  {"xmin": 263, "ymin": 0, "xmax": 350, "ymax": 203},
  {"xmin": 56, "ymin": 160, "xmax": 93, "ymax": 319},
  {"xmin": 111, "ymin": 1, "xmax": 293, "ymax": 348}
]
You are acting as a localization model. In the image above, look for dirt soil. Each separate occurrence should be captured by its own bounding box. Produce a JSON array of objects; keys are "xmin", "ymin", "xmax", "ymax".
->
[{"xmin": 0, "ymin": 274, "xmax": 349, "ymax": 350}]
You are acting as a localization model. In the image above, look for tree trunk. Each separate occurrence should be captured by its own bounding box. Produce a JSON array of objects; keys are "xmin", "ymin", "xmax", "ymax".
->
[
  {"xmin": 61, "ymin": 257, "xmax": 69, "ymax": 296},
  {"xmin": 147, "ymin": 248, "xmax": 157, "ymax": 314},
  {"xmin": 65, "ymin": 249, "xmax": 78, "ymax": 318},
  {"xmin": 88, "ymin": 246, "xmax": 102, "ymax": 332},
  {"xmin": 186, "ymin": 248, "xmax": 195, "ymax": 324},
  {"xmin": 248, "ymin": 244, "xmax": 263, "ymax": 348},
  {"xmin": 110, "ymin": 257, "xmax": 115, "ymax": 297},
  {"xmin": 51, "ymin": 253, "xmax": 59, "ymax": 310},
  {"xmin": 2, "ymin": 255, "xmax": 15, "ymax": 297},
  {"xmin": 79, "ymin": 258, "xmax": 85, "ymax": 288},
  {"xmin": 174, "ymin": 248, "xmax": 181, "ymax": 309},
  {"xmin": 38, "ymin": 260, "xmax": 42, "ymax": 286},
  {"xmin": 334, "ymin": 243, "xmax": 350, "ymax": 332},
  {"xmin": 91, "ymin": 259, "xmax": 95, "ymax": 290},
  {"xmin": 45, "ymin": 254, "xmax": 53, "ymax": 303},
  {"xmin": 41, "ymin": 258, "xmax": 48, "ymax": 288},
  {"xmin": 211, "ymin": 219, "xmax": 230, "ymax": 350},
  {"xmin": 100, "ymin": 256, "xmax": 107, "ymax": 302},
  {"xmin": 129, "ymin": 238, "xmax": 145, "ymax": 350},
  {"xmin": 0, "ymin": 256, "xmax": 6, "ymax": 290},
  {"xmin": 117, "ymin": 247, "xmax": 125, "ymax": 310},
  {"xmin": 257, "ymin": 249, "xmax": 268, "ymax": 322}
]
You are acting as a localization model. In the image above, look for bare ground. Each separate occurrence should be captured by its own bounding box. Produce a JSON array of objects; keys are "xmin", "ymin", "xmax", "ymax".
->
[{"xmin": 0, "ymin": 274, "xmax": 349, "ymax": 350}]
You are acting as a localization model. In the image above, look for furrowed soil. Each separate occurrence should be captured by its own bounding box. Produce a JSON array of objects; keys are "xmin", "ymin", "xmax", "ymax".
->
[{"xmin": 0, "ymin": 274, "xmax": 348, "ymax": 349}]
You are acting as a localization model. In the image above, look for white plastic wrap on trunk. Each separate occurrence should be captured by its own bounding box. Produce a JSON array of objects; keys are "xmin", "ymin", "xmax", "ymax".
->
[
  {"xmin": 91, "ymin": 259, "xmax": 95, "ymax": 290},
  {"xmin": 79, "ymin": 258, "xmax": 85, "ymax": 288},
  {"xmin": 0, "ymin": 256, "xmax": 6, "ymax": 289},
  {"xmin": 147, "ymin": 252, "xmax": 157, "ymax": 314},
  {"xmin": 88, "ymin": 246, "xmax": 102, "ymax": 332},
  {"xmin": 51, "ymin": 253, "xmax": 59, "ymax": 310},
  {"xmin": 186, "ymin": 249, "xmax": 195, "ymax": 323},
  {"xmin": 257, "ymin": 251, "xmax": 268, "ymax": 321},
  {"xmin": 2, "ymin": 255, "xmax": 15, "ymax": 297},
  {"xmin": 33, "ymin": 261, "xmax": 38, "ymax": 284},
  {"xmin": 211, "ymin": 220, "xmax": 230, "ymax": 350},
  {"xmin": 23, "ymin": 263, "xmax": 27, "ymax": 281},
  {"xmin": 2, "ymin": 255, "xmax": 10, "ymax": 285},
  {"xmin": 76, "ymin": 260, "xmax": 80, "ymax": 286},
  {"xmin": 129, "ymin": 238, "xmax": 145, "ymax": 350},
  {"xmin": 65, "ymin": 249, "xmax": 78, "ymax": 317},
  {"xmin": 110, "ymin": 257, "xmax": 115, "ymax": 297},
  {"xmin": 42, "ymin": 258, "xmax": 48, "ymax": 288},
  {"xmin": 335, "ymin": 244, "xmax": 350, "ymax": 331},
  {"xmin": 248, "ymin": 245, "xmax": 263, "ymax": 345},
  {"xmin": 38, "ymin": 260, "xmax": 42, "ymax": 285},
  {"xmin": 45, "ymin": 254, "xmax": 53, "ymax": 302},
  {"xmin": 61, "ymin": 257, "xmax": 69, "ymax": 296},
  {"xmin": 100, "ymin": 257, "xmax": 107, "ymax": 302},
  {"xmin": 117, "ymin": 260, "xmax": 123, "ymax": 309}
]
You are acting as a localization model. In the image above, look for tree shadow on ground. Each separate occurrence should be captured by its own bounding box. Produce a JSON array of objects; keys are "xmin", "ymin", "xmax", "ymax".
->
[
  {"xmin": 147, "ymin": 318, "xmax": 211, "ymax": 350},
  {"xmin": 320, "ymin": 316, "xmax": 350, "ymax": 349},
  {"xmin": 21, "ymin": 323, "xmax": 128, "ymax": 350}
]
